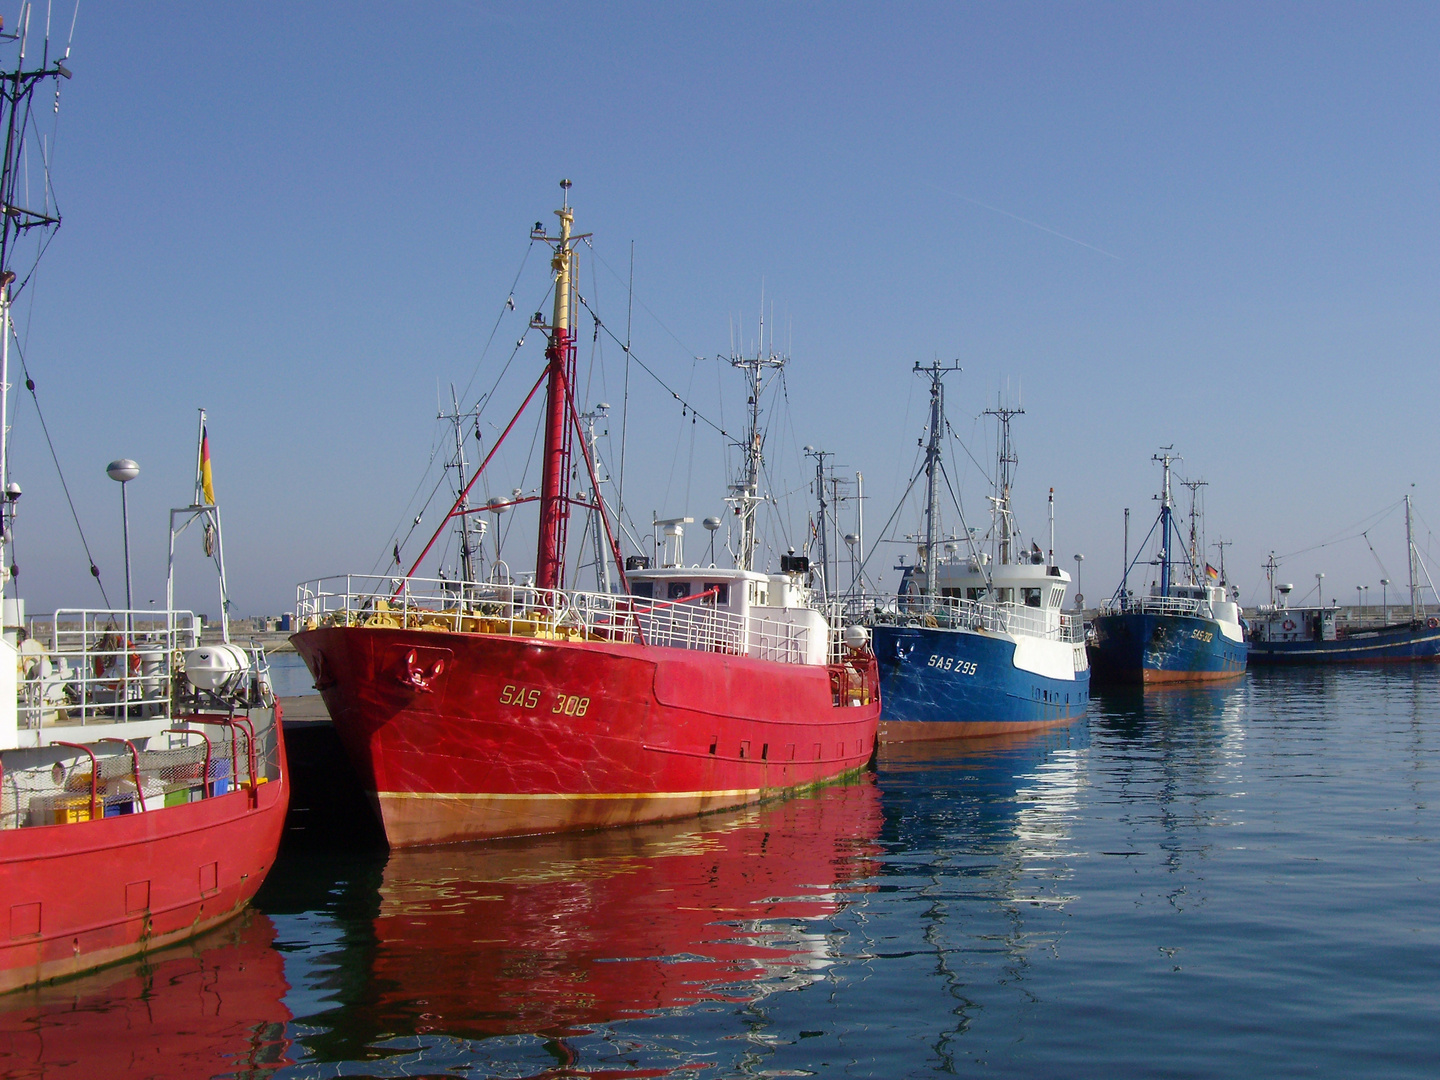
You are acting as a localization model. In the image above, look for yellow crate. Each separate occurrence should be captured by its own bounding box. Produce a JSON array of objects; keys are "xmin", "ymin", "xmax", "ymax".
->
[{"xmin": 28, "ymin": 793, "xmax": 95, "ymax": 824}]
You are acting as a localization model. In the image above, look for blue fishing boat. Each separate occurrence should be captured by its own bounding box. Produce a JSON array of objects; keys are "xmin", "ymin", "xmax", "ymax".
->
[
  {"xmin": 1248, "ymin": 496, "xmax": 1440, "ymax": 664},
  {"xmin": 1088, "ymin": 451, "xmax": 1247, "ymax": 685},
  {"xmin": 860, "ymin": 362, "xmax": 1089, "ymax": 741}
]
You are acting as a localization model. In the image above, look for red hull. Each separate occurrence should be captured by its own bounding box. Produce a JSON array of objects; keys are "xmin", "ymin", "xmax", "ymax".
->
[
  {"xmin": 0, "ymin": 713, "xmax": 289, "ymax": 994},
  {"xmin": 1141, "ymin": 667, "xmax": 1246, "ymax": 685},
  {"xmin": 878, "ymin": 711, "xmax": 1083, "ymax": 742},
  {"xmin": 292, "ymin": 625, "xmax": 879, "ymax": 846}
]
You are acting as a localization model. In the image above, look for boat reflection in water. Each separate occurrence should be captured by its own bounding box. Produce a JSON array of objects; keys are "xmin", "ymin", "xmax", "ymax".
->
[
  {"xmin": 0, "ymin": 912, "xmax": 291, "ymax": 1079},
  {"xmin": 345, "ymin": 778, "xmax": 883, "ymax": 1047}
]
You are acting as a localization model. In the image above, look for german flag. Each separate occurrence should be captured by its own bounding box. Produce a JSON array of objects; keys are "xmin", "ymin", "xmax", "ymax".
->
[{"xmin": 200, "ymin": 426, "xmax": 215, "ymax": 505}]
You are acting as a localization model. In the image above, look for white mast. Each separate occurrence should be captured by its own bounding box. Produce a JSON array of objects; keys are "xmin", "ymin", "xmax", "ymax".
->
[
  {"xmin": 726, "ymin": 304, "xmax": 786, "ymax": 572},
  {"xmin": 1406, "ymin": 493, "xmax": 1419, "ymax": 622},
  {"xmin": 983, "ymin": 398, "xmax": 1024, "ymax": 567}
]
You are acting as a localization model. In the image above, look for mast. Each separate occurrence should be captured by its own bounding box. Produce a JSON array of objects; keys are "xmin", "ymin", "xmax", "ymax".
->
[
  {"xmin": 1154, "ymin": 450, "xmax": 1174, "ymax": 596},
  {"xmin": 1122, "ymin": 507, "xmax": 1130, "ymax": 599},
  {"xmin": 726, "ymin": 307, "xmax": 786, "ymax": 572},
  {"xmin": 1181, "ymin": 477, "xmax": 1208, "ymax": 585},
  {"xmin": 0, "ymin": 15, "xmax": 69, "ymax": 620},
  {"xmin": 809, "ymin": 448, "xmax": 830, "ymax": 598},
  {"xmin": 532, "ymin": 180, "xmax": 589, "ymax": 592},
  {"xmin": 580, "ymin": 404, "xmax": 615, "ymax": 593},
  {"xmin": 1406, "ymin": 493, "xmax": 1419, "ymax": 621},
  {"xmin": 915, "ymin": 359, "xmax": 961, "ymax": 598},
  {"xmin": 1047, "ymin": 487, "xmax": 1054, "ymax": 570},
  {"xmin": 1211, "ymin": 537, "xmax": 1232, "ymax": 586},
  {"xmin": 438, "ymin": 388, "xmax": 480, "ymax": 584},
  {"xmin": 983, "ymin": 398, "xmax": 1024, "ymax": 566}
]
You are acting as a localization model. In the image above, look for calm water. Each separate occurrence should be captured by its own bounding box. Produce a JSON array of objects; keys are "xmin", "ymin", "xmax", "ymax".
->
[
  {"xmin": 268, "ymin": 651, "xmax": 317, "ymax": 698},
  {"xmin": 2, "ymin": 667, "xmax": 1436, "ymax": 1078}
]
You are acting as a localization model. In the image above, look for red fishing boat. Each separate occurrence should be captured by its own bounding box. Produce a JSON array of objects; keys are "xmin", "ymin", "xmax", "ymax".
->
[
  {"xmin": 0, "ymin": 19, "xmax": 286, "ymax": 994},
  {"xmin": 292, "ymin": 182, "xmax": 880, "ymax": 847},
  {"xmin": 0, "ymin": 411, "xmax": 288, "ymax": 995}
]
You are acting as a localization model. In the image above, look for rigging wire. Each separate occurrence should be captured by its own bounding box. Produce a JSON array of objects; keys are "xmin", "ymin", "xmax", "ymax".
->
[
  {"xmin": 457, "ymin": 240, "xmax": 535, "ymax": 407},
  {"xmin": 13, "ymin": 341, "xmax": 109, "ymax": 604},
  {"xmin": 574, "ymin": 292, "xmax": 730, "ymax": 440}
]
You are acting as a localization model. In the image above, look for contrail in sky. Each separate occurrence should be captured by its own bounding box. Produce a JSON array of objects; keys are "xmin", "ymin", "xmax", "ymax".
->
[{"xmin": 927, "ymin": 181, "xmax": 1123, "ymax": 260}]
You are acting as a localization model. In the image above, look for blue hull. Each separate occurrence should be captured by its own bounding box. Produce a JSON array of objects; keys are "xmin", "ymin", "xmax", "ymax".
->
[
  {"xmin": 1088, "ymin": 612, "xmax": 1247, "ymax": 685},
  {"xmin": 1249, "ymin": 621, "xmax": 1440, "ymax": 664},
  {"xmin": 873, "ymin": 625, "xmax": 1089, "ymax": 741}
]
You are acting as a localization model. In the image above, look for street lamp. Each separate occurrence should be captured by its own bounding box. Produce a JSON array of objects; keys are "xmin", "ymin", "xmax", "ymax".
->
[
  {"xmin": 106, "ymin": 459, "xmax": 139, "ymax": 614},
  {"xmin": 1315, "ymin": 572, "xmax": 1324, "ymax": 611},
  {"xmin": 1356, "ymin": 585, "xmax": 1362, "ymax": 616},
  {"xmin": 1073, "ymin": 553, "xmax": 1084, "ymax": 610},
  {"xmin": 1381, "ymin": 578, "xmax": 1390, "ymax": 623}
]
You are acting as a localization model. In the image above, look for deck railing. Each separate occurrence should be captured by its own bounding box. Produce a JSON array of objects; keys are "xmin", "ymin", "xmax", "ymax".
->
[
  {"xmin": 1099, "ymin": 594, "xmax": 1207, "ymax": 619},
  {"xmin": 833, "ymin": 593, "xmax": 1086, "ymax": 644},
  {"xmin": 296, "ymin": 574, "xmax": 865, "ymax": 666},
  {"xmin": 0, "ymin": 711, "xmax": 281, "ymax": 830},
  {"xmin": 15, "ymin": 610, "xmax": 271, "ymax": 732}
]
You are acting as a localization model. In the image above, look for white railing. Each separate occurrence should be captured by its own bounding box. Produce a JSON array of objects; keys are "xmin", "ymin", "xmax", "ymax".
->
[
  {"xmin": 15, "ymin": 609, "xmax": 270, "ymax": 731},
  {"xmin": 296, "ymin": 575, "xmax": 859, "ymax": 667},
  {"xmin": 1099, "ymin": 594, "xmax": 1206, "ymax": 619},
  {"xmin": 833, "ymin": 593, "xmax": 1085, "ymax": 644}
]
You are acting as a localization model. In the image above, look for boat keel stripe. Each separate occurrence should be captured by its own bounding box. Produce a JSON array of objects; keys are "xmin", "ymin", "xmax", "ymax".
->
[{"xmin": 379, "ymin": 788, "xmax": 765, "ymax": 802}]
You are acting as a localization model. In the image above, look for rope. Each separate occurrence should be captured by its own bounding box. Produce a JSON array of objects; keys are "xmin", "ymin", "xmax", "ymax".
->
[
  {"xmin": 574, "ymin": 292, "xmax": 731, "ymax": 440},
  {"xmin": 15, "ymin": 342, "xmax": 109, "ymax": 604}
]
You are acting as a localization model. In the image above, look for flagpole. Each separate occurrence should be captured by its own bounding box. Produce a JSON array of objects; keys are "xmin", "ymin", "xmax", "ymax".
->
[{"xmin": 194, "ymin": 408, "xmax": 207, "ymax": 507}]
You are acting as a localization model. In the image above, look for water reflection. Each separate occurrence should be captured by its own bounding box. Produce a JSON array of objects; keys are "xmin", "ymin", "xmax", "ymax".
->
[
  {"xmin": 275, "ymin": 779, "xmax": 883, "ymax": 1073},
  {"xmin": 0, "ymin": 912, "xmax": 290, "ymax": 1079},
  {"xmin": 865, "ymin": 725, "xmax": 1090, "ymax": 1069}
]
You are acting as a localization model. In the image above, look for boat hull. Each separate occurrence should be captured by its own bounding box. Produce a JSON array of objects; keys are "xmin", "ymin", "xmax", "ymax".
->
[
  {"xmin": 1088, "ymin": 612, "xmax": 1247, "ymax": 685},
  {"xmin": 291, "ymin": 626, "xmax": 880, "ymax": 847},
  {"xmin": 872, "ymin": 625, "xmax": 1089, "ymax": 741},
  {"xmin": 0, "ymin": 712, "xmax": 288, "ymax": 995},
  {"xmin": 1249, "ymin": 621, "xmax": 1440, "ymax": 664}
]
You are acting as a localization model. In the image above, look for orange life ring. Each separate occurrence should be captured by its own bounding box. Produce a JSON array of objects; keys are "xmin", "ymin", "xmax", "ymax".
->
[
  {"xmin": 1282, "ymin": 619, "xmax": 1296, "ymax": 632},
  {"xmin": 1428, "ymin": 617, "xmax": 1438, "ymax": 630}
]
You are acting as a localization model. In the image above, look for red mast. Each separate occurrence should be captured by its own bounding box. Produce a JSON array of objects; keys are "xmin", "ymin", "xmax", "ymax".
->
[{"xmin": 534, "ymin": 180, "xmax": 586, "ymax": 592}]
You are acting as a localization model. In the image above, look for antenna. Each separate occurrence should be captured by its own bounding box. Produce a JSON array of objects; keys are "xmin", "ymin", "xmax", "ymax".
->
[{"xmin": 983, "ymin": 392, "xmax": 1024, "ymax": 566}]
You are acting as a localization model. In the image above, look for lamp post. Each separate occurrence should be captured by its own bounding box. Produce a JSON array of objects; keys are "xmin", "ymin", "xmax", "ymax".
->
[
  {"xmin": 106, "ymin": 459, "xmax": 139, "ymax": 614},
  {"xmin": 1363, "ymin": 585, "xmax": 1369, "ymax": 620},
  {"xmin": 1073, "ymin": 553, "xmax": 1084, "ymax": 611},
  {"xmin": 1356, "ymin": 585, "xmax": 1362, "ymax": 617},
  {"xmin": 1381, "ymin": 578, "xmax": 1389, "ymax": 624},
  {"xmin": 1316, "ymin": 572, "xmax": 1324, "ymax": 611}
]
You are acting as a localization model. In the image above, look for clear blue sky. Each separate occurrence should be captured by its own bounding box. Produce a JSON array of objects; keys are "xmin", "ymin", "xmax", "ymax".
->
[{"xmin": 6, "ymin": 1, "xmax": 1439, "ymax": 619}]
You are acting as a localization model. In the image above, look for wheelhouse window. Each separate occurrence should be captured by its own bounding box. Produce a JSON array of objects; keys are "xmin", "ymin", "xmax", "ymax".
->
[
  {"xmin": 702, "ymin": 582, "xmax": 730, "ymax": 604},
  {"xmin": 1022, "ymin": 587, "xmax": 1042, "ymax": 608},
  {"xmin": 630, "ymin": 581, "xmax": 654, "ymax": 599},
  {"xmin": 667, "ymin": 581, "xmax": 692, "ymax": 600}
]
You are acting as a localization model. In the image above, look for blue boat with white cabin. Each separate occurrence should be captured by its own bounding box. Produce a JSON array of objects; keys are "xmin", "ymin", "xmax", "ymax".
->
[
  {"xmin": 859, "ymin": 362, "xmax": 1089, "ymax": 741},
  {"xmin": 1088, "ymin": 451, "xmax": 1247, "ymax": 685}
]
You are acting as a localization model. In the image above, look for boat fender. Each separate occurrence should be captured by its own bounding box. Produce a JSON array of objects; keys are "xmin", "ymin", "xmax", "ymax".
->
[{"xmin": 1428, "ymin": 617, "xmax": 1438, "ymax": 630}]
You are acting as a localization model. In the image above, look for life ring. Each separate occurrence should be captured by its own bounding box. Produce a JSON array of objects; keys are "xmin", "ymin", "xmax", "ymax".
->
[
  {"xmin": 1428, "ymin": 617, "xmax": 1438, "ymax": 630},
  {"xmin": 1282, "ymin": 619, "xmax": 1296, "ymax": 632}
]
